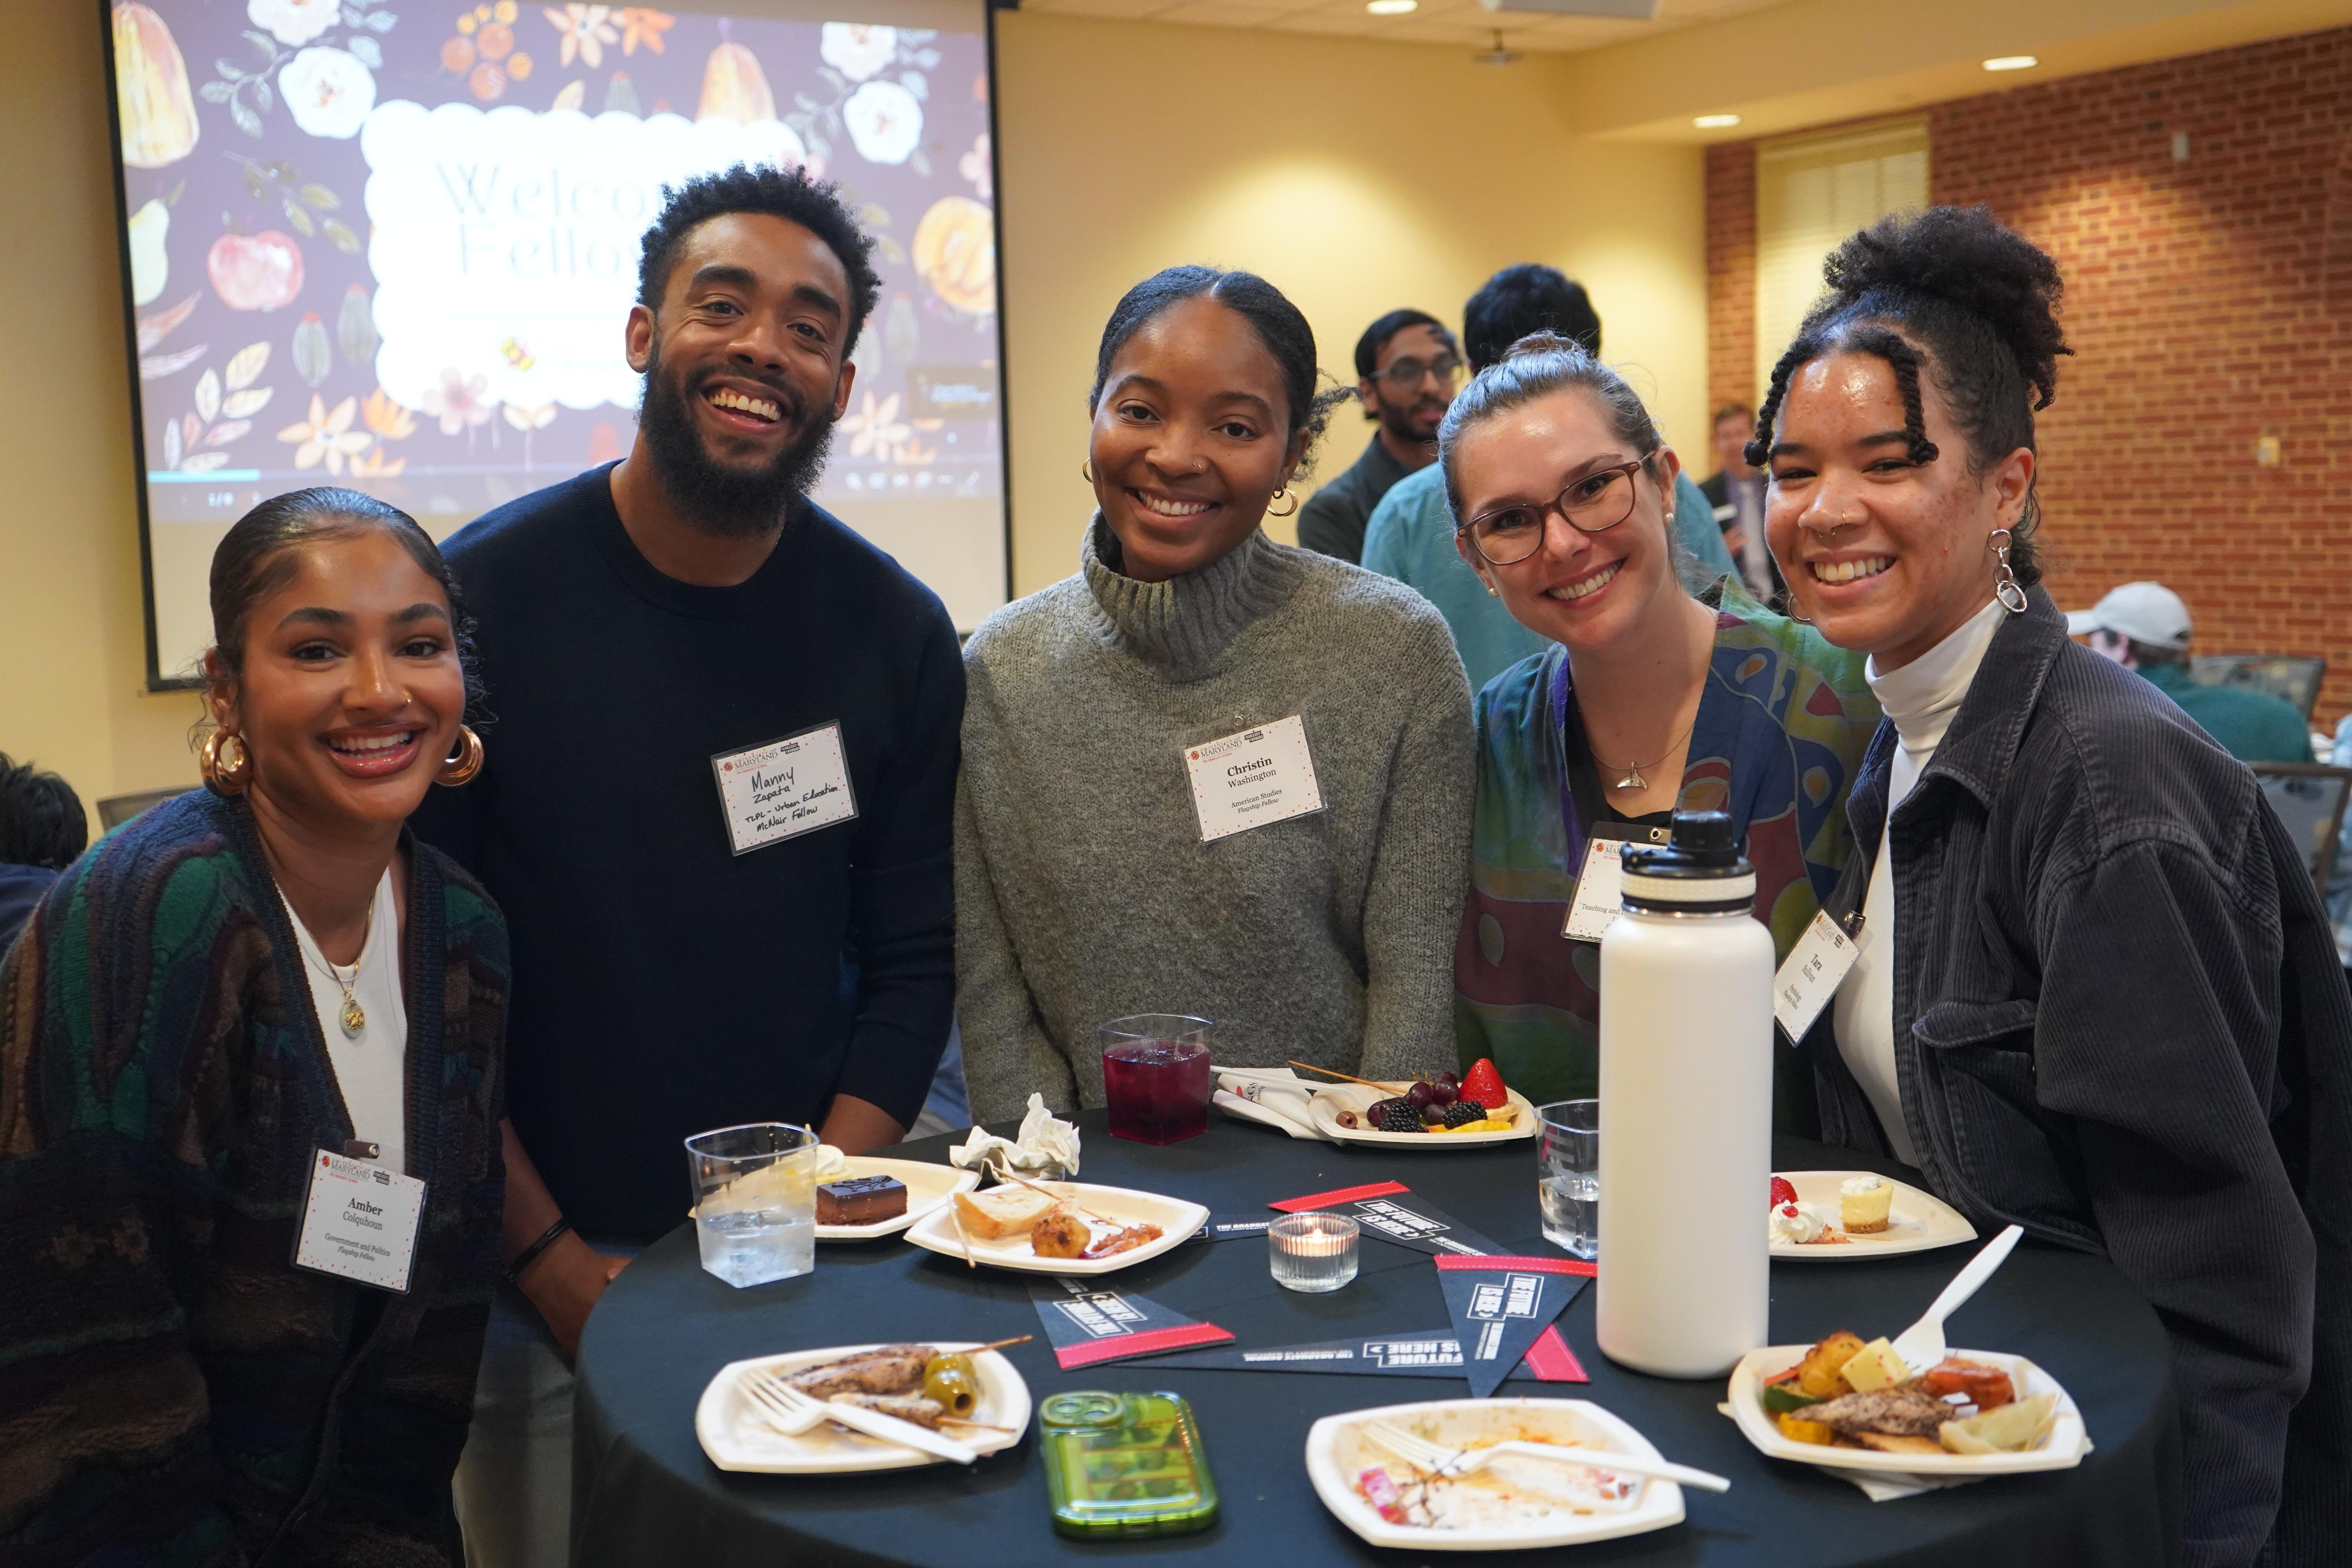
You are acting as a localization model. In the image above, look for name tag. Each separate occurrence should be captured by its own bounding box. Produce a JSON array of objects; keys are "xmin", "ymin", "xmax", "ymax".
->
[
  {"xmin": 1184, "ymin": 715, "xmax": 1325, "ymax": 842},
  {"xmin": 292, "ymin": 1149, "xmax": 426, "ymax": 1293},
  {"xmin": 1562, "ymin": 822, "xmax": 1673, "ymax": 943},
  {"xmin": 1774, "ymin": 909, "xmax": 1866, "ymax": 1044},
  {"xmin": 712, "ymin": 723, "xmax": 858, "ymax": 856}
]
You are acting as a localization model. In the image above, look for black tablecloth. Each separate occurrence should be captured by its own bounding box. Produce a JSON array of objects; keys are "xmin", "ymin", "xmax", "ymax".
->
[{"xmin": 573, "ymin": 1114, "xmax": 2179, "ymax": 1566}]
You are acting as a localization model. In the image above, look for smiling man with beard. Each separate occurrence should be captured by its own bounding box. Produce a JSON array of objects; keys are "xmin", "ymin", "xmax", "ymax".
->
[{"xmin": 411, "ymin": 164, "xmax": 963, "ymax": 1568}]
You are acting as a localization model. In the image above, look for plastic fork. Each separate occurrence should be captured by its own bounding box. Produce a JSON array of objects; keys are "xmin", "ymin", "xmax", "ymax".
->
[
  {"xmin": 1363, "ymin": 1418, "xmax": 1731, "ymax": 1493},
  {"xmin": 1889, "ymin": 1223, "xmax": 2025, "ymax": 1377},
  {"xmin": 739, "ymin": 1368, "xmax": 980, "ymax": 1464}
]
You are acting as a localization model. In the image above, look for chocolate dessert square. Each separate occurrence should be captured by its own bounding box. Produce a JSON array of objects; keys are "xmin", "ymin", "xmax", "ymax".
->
[{"xmin": 817, "ymin": 1174, "xmax": 908, "ymax": 1226}]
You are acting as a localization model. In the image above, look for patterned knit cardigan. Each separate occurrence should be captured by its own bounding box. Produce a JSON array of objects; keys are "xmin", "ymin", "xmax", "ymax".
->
[{"xmin": 0, "ymin": 789, "xmax": 508, "ymax": 1566}]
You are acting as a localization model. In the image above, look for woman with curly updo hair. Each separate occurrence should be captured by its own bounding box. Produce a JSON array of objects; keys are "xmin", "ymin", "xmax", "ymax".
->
[{"xmin": 1759, "ymin": 205, "xmax": 2351, "ymax": 1568}]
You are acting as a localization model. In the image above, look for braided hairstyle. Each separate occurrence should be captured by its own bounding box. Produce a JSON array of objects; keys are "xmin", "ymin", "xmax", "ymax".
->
[{"xmin": 1747, "ymin": 206, "xmax": 2069, "ymax": 584}]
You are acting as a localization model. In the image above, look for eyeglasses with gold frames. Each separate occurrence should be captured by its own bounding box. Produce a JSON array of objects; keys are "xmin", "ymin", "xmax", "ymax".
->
[{"xmin": 1458, "ymin": 458, "xmax": 1651, "ymax": 566}]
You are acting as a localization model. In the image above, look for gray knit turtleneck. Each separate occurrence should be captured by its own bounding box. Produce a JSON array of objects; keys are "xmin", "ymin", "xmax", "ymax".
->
[{"xmin": 956, "ymin": 518, "xmax": 1475, "ymax": 1125}]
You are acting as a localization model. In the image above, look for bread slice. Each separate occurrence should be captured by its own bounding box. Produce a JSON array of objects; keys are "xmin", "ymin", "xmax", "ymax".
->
[
  {"xmin": 1851, "ymin": 1432, "xmax": 1946, "ymax": 1456},
  {"xmin": 953, "ymin": 1185, "xmax": 1065, "ymax": 1240}
]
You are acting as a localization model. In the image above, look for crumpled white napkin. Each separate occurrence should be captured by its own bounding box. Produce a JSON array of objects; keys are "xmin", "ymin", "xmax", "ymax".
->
[
  {"xmin": 1211, "ymin": 1066, "xmax": 1367, "ymax": 1142},
  {"xmin": 1713, "ymin": 1403, "xmax": 1984, "ymax": 1500},
  {"xmin": 951, "ymin": 1093, "xmax": 1082, "ymax": 1178}
]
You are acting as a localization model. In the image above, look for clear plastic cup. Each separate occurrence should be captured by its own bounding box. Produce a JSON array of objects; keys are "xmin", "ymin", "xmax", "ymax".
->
[
  {"xmin": 1269, "ymin": 1212, "xmax": 1360, "ymax": 1293},
  {"xmin": 1537, "ymin": 1099, "xmax": 1600, "ymax": 1260},
  {"xmin": 684, "ymin": 1122, "xmax": 818, "ymax": 1287},
  {"xmin": 1098, "ymin": 1014, "xmax": 1214, "ymax": 1144}
]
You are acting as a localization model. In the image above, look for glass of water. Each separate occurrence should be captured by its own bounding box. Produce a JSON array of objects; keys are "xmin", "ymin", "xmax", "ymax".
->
[
  {"xmin": 1269, "ymin": 1212, "xmax": 1359, "ymax": 1294},
  {"xmin": 1538, "ymin": 1099, "xmax": 1600, "ymax": 1260},
  {"xmin": 684, "ymin": 1122, "xmax": 819, "ymax": 1288}
]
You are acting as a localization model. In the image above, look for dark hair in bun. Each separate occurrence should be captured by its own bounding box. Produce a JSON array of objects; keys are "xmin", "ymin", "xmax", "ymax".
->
[{"xmin": 1747, "ymin": 205, "xmax": 2070, "ymax": 584}]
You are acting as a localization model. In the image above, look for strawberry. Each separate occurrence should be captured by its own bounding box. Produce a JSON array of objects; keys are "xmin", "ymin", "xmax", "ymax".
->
[
  {"xmin": 1460, "ymin": 1058, "xmax": 1507, "ymax": 1110},
  {"xmin": 1770, "ymin": 1176, "xmax": 1798, "ymax": 1209}
]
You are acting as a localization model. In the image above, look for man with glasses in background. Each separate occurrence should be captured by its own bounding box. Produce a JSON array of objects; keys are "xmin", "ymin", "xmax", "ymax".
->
[{"xmin": 1296, "ymin": 309, "xmax": 1460, "ymax": 562}]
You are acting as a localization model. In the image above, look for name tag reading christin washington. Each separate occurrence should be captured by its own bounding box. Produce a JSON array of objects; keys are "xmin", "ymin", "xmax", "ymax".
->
[
  {"xmin": 1184, "ymin": 715, "xmax": 1324, "ymax": 842},
  {"xmin": 712, "ymin": 723, "xmax": 858, "ymax": 856}
]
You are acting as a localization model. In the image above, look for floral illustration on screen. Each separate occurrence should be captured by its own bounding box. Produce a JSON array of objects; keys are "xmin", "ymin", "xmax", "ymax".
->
[{"xmin": 279, "ymin": 392, "xmax": 375, "ymax": 474}]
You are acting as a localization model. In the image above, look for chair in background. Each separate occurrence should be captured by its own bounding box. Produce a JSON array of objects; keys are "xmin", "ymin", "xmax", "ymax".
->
[
  {"xmin": 96, "ymin": 787, "xmax": 187, "ymax": 829},
  {"xmin": 2252, "ymin": 763, "xmax": 2352, "ymax": 896},
  {"xmin": 2191, "ymin": 654, "xmax": 2327, "ymax": 720}
]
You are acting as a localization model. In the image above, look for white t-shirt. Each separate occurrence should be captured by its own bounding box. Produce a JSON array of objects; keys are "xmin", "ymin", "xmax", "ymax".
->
[
  {"xmin": 281, "ymin": 869, "xmax": 409, "ymax": 1174},
  {"xmin": 1833, "ymin": 597, "xmax": 2008, "ymax": 1165}
]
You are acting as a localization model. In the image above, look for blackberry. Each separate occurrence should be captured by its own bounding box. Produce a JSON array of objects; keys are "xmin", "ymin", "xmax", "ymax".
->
[
  {"xmin": 1440, "ymin": 1100, "xmax": 1490, "ymax": 1129},
  {"xmin": 1370, "ymin": 1098, "xmax": 1425, "ymax": 1133}
]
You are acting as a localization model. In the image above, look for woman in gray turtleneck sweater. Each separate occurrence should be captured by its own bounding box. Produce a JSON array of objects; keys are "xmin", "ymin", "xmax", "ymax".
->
[{"xmin": 956, "ymin": 267, "xmax": 1474, "ymax": 1125}]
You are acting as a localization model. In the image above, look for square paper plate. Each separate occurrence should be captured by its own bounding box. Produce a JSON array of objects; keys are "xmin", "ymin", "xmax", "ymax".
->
[
  {"xmin": 818, "ymin": 1158, "xmax": 981, "ymax": 1242},
  {"xmin": 1308, "ymin": 1086, "xmax": 1539, "ymax": 1149},
  {"xmin": 901, "ymin": 1181, "xmax": 1208, "ymax": 1276},
  {"xmin": 1306, "ymin": 1397, "xmax": 1685, "ymax": 1551},
  {"xmin": 1770, "ymin": 1171, "xmax": 1978, "ymax": 1261},
  {"xmin": 1726, "ymin": 1346, "xmax": 2088, "ymax": 1476},
  {"xmin": 695, "ymin": 1341, "xmax": 1031, "ymax": 1474}
]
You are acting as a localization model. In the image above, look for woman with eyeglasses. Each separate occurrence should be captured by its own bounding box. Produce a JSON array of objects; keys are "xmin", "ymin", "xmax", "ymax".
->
[
  {"xmin": 1762, "ymin": 207, "xmax": 2351, "ymax": 1568},
  {"xmin": 1445, "ymin": 334, "xmax": 1879, "ymax": 1114},
  {"xmin": 0, "ymin": 488, "xmax": 507, "ymax": 1562},
  {"xmin": 955, "ymin": 266, "xmax": 1475, "ymax": 1125}
]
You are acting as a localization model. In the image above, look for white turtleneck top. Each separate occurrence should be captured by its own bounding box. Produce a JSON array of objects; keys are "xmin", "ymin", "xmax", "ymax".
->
[{"xmin": 1833, "ymin": 596, "xmax": 2008, "ymax": 1164}]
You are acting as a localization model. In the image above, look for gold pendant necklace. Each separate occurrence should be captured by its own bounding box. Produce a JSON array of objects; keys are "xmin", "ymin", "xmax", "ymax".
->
[{"xmin": 303, "ymin": 898, "xmax": 374, "ymax": 1040}]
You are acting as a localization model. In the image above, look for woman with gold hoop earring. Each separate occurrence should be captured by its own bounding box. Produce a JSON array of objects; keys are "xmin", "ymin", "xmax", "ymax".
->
[
  {"xmin": 1757, "ymin": 206, "xmax": 2352, "ymax": 1566},
  {"xmin": 0, "ymin": 487, "xmax": 509, "ymax": 1560},
  {"xmin": 955, "ymin": 264, "xmax": 1477, "ymax": 1124}
]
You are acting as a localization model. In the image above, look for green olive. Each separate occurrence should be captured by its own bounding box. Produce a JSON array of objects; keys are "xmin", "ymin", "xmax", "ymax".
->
[{"xmin": 922, "ymin": 1354, "xmax": 980, "ymax": 1418}]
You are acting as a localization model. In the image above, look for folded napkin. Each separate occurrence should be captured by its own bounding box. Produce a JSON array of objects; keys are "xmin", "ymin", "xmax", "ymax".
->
[
  {"xmin": 951, "ymin": 1093, "xmax": 1082, "ymax": 1179},
  {"xmin": 1211, "ymin": 1066, "xmax": 1366, "ymax": 1142}
]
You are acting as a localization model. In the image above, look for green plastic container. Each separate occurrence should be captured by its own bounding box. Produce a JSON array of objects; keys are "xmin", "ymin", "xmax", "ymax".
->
[{"xmin": 1038, "ymin": 1390, "xmax": 1220, "ymax": 1539}]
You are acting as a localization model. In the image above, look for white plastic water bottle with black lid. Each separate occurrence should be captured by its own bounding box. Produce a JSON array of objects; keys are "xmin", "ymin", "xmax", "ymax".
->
[{"xmin": 1594, "ymin": 808, "xmax": 1775, "ymax": 1377}]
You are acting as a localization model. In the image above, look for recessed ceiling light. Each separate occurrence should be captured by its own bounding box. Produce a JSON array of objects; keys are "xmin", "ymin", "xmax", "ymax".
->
[
  {"xmin": 1367, "ymin": 0, "xmax": 1416, "ymax": 12},
  {"xmin": 1982, "ymin": 54, "xmax": 2038, "ymax": 71},
  {"xmin": 1693, "ymin": 114, "xmax": 1741, "ymax": 129}
]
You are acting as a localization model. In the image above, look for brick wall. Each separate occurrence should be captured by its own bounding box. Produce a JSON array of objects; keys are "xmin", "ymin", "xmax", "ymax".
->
[{"xmin": 1705, "ymin": 28, "xmax": 2352, "ymax": 727}]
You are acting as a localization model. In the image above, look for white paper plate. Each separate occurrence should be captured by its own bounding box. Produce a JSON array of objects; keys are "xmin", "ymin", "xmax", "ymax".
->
[
  {"xmin": 817, "ymin": 1158, "xmax": 981, "ymax": 1242},
  {"xmin": 1769, "ymin": 1171, "xmax": 1978, "ymax": 1261},
  {"xmin": 901, "ymin": 1181, "xmax": 1208, "ymax": 1276},
  {"xmin": 1306, "ymin": 1397, "xmax": 1685, "ymax": 1551},
  {"xmin": 1307, "ymin": 1086, "xmax": 1539, "ymax": 1149},
  {"xmin": 695, "ymin": 1341, "xmax": 1031, "ymax": 1475},
  {"xmin": 1726, "ymin": 1346, "xmax": 2088, "ymax": 1476}
]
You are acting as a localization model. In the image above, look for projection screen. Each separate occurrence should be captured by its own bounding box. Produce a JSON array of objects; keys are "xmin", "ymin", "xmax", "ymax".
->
[{"xmin": 103, "ymin": 0, "xmax": 1009, "ymax": 688}]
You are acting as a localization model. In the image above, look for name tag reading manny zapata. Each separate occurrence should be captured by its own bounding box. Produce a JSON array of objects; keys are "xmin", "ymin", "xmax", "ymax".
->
[
  {"xmin": 1184, "ymin": 715, "xmax": 1325, "ymax": 842},
  {"xmin": 712, "ymin": 723, "xmax": 858, "ymax": 856}
]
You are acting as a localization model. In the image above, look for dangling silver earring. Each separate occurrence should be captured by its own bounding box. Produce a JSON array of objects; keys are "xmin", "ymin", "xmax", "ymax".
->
[
  {"xmin": 1786, "ymin": 605, "xmax": 1813, "ymax": 625},
  {"xmin": 1988, "ymin": 528, "xmax": 2029, "ymax": 615}
]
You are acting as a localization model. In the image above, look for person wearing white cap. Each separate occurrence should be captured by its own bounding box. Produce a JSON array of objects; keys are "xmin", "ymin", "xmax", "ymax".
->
[{"xmin": 2068, "ymin": 582, "xmax": 2312, "ymax": 763}]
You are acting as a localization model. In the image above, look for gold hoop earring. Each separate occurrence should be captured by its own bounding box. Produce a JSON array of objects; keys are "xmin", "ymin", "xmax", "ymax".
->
[
  {"xmin": 1080, "ymin": 460, "xmax": 1094, "ymax": 485},
  {"xmin": 1987, "ymin": 529, "xmax": 2029, "ymax": 615},
  {"xmin": 435, "ymin": 725, "xmax": 485, "ymax": 787},
  {"xmin": 1267, "ymin": 486, "xmax": 1298, "ymax": 518},
  {"xmin": 200, "ymin": 730, "xmax": 252, "ymax": 797}
]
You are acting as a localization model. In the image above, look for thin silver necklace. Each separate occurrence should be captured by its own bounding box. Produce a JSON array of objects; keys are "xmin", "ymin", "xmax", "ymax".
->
[{"xmin": 1595, "ymin": 715, "xmax": 1698, "ymax": 793}]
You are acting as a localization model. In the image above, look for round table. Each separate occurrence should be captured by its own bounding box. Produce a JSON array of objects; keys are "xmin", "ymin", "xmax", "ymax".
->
[{"xmin": 573, "ymin": 1113, "xmax": 2179, "ymax": 1566}]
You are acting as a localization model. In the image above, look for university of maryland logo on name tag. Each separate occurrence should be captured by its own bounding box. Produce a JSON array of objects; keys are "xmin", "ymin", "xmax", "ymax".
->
[
  {"xmin": 712, "ymin": 722, "xmax": 859, "ymax": 855},
  {"xmin": 1183, "ymin": 714, "xmax": 1325, "ymax": 842}
]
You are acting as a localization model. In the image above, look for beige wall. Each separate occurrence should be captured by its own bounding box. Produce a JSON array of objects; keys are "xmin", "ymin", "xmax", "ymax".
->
[
  {"xmin": 992, "ymin": 12, "xmax": 1707, "ymax": 593},
  {"xmin": 0, "ymin": 5, "xmax": 1706, "ymax": 831}
]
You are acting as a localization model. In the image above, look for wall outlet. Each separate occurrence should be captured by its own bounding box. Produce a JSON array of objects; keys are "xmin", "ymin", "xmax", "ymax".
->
[{"xmin": 2256, "ymin": 434, "xmax": 2283, "ymax": 467}]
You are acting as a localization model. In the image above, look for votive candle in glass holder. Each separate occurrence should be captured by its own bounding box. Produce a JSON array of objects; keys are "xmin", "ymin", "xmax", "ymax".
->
[{"xmin": 1269, "ymin": 1212, "xmax": 1359, "ymax": 1294}]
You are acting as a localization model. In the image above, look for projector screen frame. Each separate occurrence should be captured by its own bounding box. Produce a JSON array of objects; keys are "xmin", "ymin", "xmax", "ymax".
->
[{"xmin": 102, "ymin": 0, "xmax": 1016, "ymax": 693}]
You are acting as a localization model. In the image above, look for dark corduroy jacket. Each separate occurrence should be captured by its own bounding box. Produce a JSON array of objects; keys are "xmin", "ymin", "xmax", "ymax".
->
[
  {"xmin": 1797, "ymin": 588, "xmax": 2352, "ymax": 1568},
  {"xmin": 0, "ymin": 791, "xmax": 508, "ymax": 1566}
]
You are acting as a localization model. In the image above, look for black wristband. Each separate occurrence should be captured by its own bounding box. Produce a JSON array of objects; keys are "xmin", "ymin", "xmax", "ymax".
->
[{"xmin": 507, "ymin": 1218, "xmax": 572, "ymax": 1283}]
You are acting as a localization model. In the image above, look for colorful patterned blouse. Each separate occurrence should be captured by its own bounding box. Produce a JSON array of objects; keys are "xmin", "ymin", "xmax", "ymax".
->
[{"xmin": 1454, "ymin": 597, "xmax": 1880, "ymax": 1121}]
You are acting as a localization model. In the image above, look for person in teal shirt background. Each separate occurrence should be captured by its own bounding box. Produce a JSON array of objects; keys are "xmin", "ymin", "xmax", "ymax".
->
[
  {"xmin": 2068, "ymin": 581, "xmax": 2314, "ymax": 763},
  {"xmin": 1361, "ymin": 263, "xmax": 1737, "ymax": 693}
]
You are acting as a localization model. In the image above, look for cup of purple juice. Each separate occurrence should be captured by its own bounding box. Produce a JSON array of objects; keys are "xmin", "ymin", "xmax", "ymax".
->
[{"xmin": 1098, "ymin": 1015, "xmax": 1214, "ymax": 1144}]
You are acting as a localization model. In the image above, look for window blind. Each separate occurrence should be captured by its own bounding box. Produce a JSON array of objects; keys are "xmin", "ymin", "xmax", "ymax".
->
[{"xmin": 1754, "ymin": 120, "xmax": 1930, "ymax": 399}]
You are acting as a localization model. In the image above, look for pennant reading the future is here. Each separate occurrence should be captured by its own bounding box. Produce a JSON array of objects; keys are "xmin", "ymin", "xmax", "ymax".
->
[
  {"xmin": 1268, "ymin": 1181, "xmax": 1507, "ymax": 1258},
  {"xmin": 1435, "ymin": 1254, "xmax": 1594, "ymax": 1397},
  {"xmin": 1135, "ymin": 1324, "xmax": 1588, "ymax": 1384},
  {"xmin": 1029, "ymin": 1277, "xmax": 1235, "ymax": 1371}
]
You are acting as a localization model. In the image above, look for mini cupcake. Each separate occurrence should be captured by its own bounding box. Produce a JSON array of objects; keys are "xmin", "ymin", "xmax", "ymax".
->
[{"xmin": 1839, "ymin": 1174, "xmax": 1894, "ymax": 1234}]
